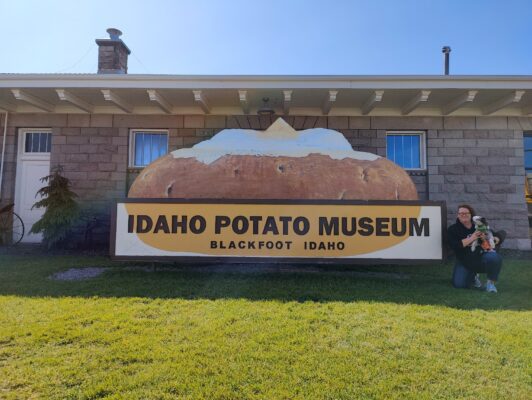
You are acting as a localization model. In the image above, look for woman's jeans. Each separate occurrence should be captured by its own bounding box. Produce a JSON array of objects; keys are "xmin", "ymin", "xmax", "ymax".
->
[{"xmin": 452, "ymin": 251, "xmax": 503, "ymax": 288}]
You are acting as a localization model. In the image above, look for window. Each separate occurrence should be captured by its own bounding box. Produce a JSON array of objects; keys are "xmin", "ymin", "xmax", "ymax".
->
[
  {"xmin": 24, "ymin": 130, "xmax": 52, "ymax": 153},
  {"xmin": 386, "ymin": 132, "xmax": 425, "ymax": 169},
  {"xmin": 525, "ymin": 133, "xmax": 532, "ymax": 172},
  {"xmin": 130, "ymin": 130, "xmax": 169, "ymax": 167}
]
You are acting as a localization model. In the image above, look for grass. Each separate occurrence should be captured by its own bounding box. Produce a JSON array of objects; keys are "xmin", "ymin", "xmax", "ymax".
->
[{"xmin": 0, "ymin": 255, "xmax": 530, "ymax": 399}]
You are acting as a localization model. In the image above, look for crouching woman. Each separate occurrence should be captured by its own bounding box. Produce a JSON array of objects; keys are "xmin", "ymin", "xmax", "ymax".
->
[{"xmin": 447, "ymin": 204, "xmax": 503, "ymax": 293}]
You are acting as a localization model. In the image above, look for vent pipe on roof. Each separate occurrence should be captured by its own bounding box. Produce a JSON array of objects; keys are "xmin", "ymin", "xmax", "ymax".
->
[
  {"xmin": 442, "ymin": 46, "xmax": 451, "ymax": 75},
  {"xmin": 107, "ymin": 28, "xmax": 122, "ymax": 41}
]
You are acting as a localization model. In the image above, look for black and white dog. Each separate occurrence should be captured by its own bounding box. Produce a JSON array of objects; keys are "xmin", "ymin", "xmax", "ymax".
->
[{"xmin": 471, "ymin": 215, "xmax": 496, "ymax": 253}]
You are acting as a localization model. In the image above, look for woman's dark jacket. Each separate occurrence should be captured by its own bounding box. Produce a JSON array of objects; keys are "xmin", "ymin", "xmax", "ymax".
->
[{"xmin": 447, "ymin": 219, "xmax": 483, "ymax": 270}]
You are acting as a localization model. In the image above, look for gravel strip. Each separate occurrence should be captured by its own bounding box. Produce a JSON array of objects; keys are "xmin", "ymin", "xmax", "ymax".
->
[{"xmin": 49, "ymin": 267, "xmax": 108, "ymax": 281}]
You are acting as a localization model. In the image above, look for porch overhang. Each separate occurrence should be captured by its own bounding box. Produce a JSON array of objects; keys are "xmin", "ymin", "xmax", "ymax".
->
[{"xmin": 1, "ymin": 74, "xmax": 531, "ymax": 116}]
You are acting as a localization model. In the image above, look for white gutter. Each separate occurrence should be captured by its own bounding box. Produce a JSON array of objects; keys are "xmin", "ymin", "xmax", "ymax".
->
[
  {"xmin": 1, "ymin": 74, "xmax": 532, "ymax": 90},
  {"xmin": 0, "ymin": 111, "xmax": 7, "ymax": 200}
]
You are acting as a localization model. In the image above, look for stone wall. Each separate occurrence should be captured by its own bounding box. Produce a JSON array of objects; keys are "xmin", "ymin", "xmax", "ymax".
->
[
  {"xmin": 1, "ymin": 113, "xmax": 530, "ymax": 249},
  {"xmin": 427, "ymin": 128, "xmax": 529, "ymax": 250}
]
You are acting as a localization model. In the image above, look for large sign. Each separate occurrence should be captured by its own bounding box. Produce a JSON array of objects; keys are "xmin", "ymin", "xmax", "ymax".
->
[{"xmin": 111, "ymin": 200, "xmax": 446, "ymax": 263}]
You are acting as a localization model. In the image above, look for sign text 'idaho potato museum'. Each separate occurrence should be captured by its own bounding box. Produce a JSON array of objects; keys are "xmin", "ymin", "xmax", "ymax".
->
[{"xmin": 112, "ymin": 200, "xmax": 445, "ymax": 263}]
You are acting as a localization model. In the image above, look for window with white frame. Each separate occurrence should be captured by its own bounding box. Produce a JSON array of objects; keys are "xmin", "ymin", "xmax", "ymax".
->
[
  {"xmin": 129, "ymin": 130, "xmax": 169, "ymax": 168},
  {"xmin": 24, "ymin": 130, "xmax": 52, "ymax": 153},
  {"xmin": 386, "ymin": 132, "xmax": 425, "ymax": 169}
]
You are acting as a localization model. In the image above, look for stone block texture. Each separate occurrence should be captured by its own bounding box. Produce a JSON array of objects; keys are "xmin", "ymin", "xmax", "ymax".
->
[
  {"xmin": 426, "ymin": 126, "xmax": 530, "ymax": 250},
  {"xmin": 1, "ymin": 114, "xmax": 530, "ymax": 249}
]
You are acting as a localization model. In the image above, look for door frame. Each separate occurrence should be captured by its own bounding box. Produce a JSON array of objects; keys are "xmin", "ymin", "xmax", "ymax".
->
[{"xmin": 14, "ymin": 128, "xmax": 52, "ymax": 235}]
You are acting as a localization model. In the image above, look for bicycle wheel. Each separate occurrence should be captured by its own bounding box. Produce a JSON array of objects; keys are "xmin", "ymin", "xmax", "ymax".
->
[{"xmin": 0, "ymin": 211, "xmax": 25, "ymax": 246}]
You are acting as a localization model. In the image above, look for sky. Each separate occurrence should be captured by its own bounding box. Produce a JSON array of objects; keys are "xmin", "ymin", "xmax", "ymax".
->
[{"xmin": 1, "ymin": 0, "xmax": 531, "ymax": 75}]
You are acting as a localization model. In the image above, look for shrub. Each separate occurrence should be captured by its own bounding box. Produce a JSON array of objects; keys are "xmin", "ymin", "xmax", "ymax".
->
[{"xmin": 30, "ymin": 165, "xmax": 79, "ymax": 248}]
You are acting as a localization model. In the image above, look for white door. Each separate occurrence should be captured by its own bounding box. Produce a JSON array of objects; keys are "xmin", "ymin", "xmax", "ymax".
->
[{"xmin": 14, "ymin": 129, "xmax": 52, "ymax": 243}]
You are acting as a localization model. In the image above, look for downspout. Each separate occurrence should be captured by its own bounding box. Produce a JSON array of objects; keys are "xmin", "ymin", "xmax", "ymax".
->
[{"xmin": 0, "ymin": 111, "xmax": 8, "ymax": 200}]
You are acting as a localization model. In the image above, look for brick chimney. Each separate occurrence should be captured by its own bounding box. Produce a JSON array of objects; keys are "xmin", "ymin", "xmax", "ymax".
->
[{"xmin": 95, "ymin": 28, "xmax": 131, "ymax": 74}]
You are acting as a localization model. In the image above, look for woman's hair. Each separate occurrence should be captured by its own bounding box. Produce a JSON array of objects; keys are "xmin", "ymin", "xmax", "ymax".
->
[{"xmin": 457, "ymin": 204, "xmax": 476, "ymax": 217}]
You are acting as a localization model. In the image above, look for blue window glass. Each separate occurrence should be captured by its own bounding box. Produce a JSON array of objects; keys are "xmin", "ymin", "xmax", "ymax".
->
[
  {"xmin": 410, "ymin": 136, "xmax": 421, "ymax": 168},
  {"xmin": 32, "ymin": 133, "xmax": 39, "ymax": 152},
  {"xmin": 525, "ymin": 152, "xmax": 532, "ymax": 170},
  {"xmin": 396, "ymin": 137, "xmax": 404, "ymax": 167},
  {"xmin": 386, "ymin": 134, "xmax": 422, "ymax": 169},
  {"xmin": 25, "ymin": 132, "xmax": 51, "ymax": 153},
  {"xmin": 142, "ymin": 134, "xmax": 152, "ymax": 166},
  {"xmin": 525, "ymin": 134, "xmax": 532, "ymax": 171},
  {"xmin": 133, "ymin": 132, "xmax": 168, "ymax": 167},
  {"xmin": 25, "ymin": 133, "xmax": 33, "ymax": 152},
  {"xmin": 135, "ymin": 133, "xmax": 144, "ymax": 166},
  {"xmin": 39, "ymin": 132, "xmax": 48, "ymax": 152}
]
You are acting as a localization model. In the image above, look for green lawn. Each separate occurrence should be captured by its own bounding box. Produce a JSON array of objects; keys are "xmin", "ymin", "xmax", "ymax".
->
[{"xmin": 0, "ymin": 255, "xmax": 530, "ymax": 399}]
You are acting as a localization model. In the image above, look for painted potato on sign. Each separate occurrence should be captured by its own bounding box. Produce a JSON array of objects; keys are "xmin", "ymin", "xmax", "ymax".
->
[{"xmin": 128, "ymin": 118, "xmax": 419, "ymax": 201}]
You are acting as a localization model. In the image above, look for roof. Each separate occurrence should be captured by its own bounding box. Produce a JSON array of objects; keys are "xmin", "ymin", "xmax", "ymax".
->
[{"xmin": 1, "ymin": 74, "xmax": 531, "ymax": 116}]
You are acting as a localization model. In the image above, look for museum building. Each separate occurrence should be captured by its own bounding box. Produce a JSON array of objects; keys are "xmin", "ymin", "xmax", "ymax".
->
[{"xmin": 0, "ymin": 30, "xmax": 531, "ymax": 249}]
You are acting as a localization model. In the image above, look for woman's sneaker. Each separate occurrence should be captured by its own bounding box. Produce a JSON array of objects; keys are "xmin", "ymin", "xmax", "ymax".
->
[
  {"xmin": 486, "ymin": 280, "xmax": 498, "ymax": 293},
  {"xmin": 473, "ymin": 274, "xmax": 483, "ymax": 288}
]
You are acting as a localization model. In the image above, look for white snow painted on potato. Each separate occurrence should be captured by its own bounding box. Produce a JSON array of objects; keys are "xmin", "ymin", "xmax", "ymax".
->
[{"xmin": 171, "ymin": 118, "xmax": 380, "ymax": 164}]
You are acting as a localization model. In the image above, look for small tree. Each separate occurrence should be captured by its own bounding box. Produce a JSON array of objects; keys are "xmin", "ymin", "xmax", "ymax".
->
[{"xmin": 30, "ymin": 165, "xmax": 79, "ymax": 248}]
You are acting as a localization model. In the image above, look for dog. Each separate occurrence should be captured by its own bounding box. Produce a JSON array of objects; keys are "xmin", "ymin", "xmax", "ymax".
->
[{"xmin": 471, "ymin": 216, "xmax": 496, "ymax": 253}]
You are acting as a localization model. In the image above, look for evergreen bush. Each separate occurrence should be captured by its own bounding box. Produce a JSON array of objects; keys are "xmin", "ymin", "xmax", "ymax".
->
[{"xmin": 30, "ymin": 165, "xmax": 79, "ymax": 248}]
